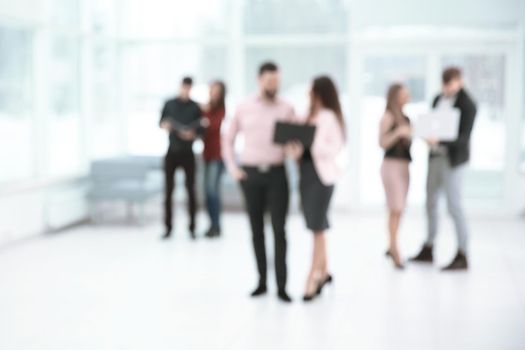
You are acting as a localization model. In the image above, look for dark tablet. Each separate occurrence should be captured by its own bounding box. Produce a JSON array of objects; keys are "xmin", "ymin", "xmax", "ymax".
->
[{"xmin": 273, "ymin": 122, "xmax": 316, "ymax": 148}]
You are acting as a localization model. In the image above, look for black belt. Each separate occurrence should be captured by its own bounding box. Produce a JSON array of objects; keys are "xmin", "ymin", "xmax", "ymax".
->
[{"xmin": 242, "ymin": 164, "xmax": 284, "ymax": 173}]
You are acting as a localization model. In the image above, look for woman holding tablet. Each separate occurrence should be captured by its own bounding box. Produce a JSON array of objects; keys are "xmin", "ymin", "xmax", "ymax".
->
[
  {"xmin": 379, "ymin": 84, "xmax": 412, "ymax": 269},
  {"xmin": 285, "ymin": 76, "xmax": 345, "ymax": 302}
]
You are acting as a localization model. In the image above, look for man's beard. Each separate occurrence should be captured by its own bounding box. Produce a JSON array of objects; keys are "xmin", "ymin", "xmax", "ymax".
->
[{"xmin": 263, "ymin": 89, "xmax": 277, "ymax": 100}]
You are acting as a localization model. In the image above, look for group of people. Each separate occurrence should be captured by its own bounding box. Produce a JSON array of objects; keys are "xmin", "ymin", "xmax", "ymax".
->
[
  {"xmin": 379, "ymin": 67, "xmax": 477, "ymax": 271},
  {"xmin": 158, "ymin": 62, "xmax": 477, "ymax": 304},
  {"xmin": 159, "ymin": 77, "xmax": 227, "ymax": 240}
]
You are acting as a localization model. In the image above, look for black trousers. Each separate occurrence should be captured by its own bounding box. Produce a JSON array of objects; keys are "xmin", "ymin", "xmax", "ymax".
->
[
  {"xmin": 240, "ymin": 166, "xmax": 289, "ymax": 290},
  {"xmin": 164, "ymin": 147, "xmax": 197, "ymax": 233}
]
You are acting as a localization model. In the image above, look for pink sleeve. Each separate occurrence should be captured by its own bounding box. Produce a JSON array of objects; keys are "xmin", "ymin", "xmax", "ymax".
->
[
  {"xmin": 221, "ymin": 106, "xmax": 241, "ymax": 175},
  {"xmin": 312, "ymin": 112, "xmax": 344, "ymax": 159}
]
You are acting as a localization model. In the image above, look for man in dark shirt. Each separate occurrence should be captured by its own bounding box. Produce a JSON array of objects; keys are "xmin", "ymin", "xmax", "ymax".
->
[
  {"xmin": 410, "ymin": 67, "xmax": 477, "ymax": 270},
  {"xmin": 160, "ymin": 77, "xmax": 203, "ymax": 240}
]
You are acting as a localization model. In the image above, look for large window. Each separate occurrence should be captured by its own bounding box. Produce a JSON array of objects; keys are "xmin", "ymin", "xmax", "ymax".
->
[
  {"xmin": 0, "ymin": 26, "xmax": 34, "ymax": 184},
  {"xmin": 45, "ymin": 35, "xmax": 83, "ymax": 177},
  {"xmin": 0, "ymin": 0, "xmax": 117, "ymax": 186},
  {"xmin": 244, "ymin": 0, "xmax": 348, "ymax": 34},
  {"xmin": 91, "ymin": 0, "xmax": 117, "ymax": 36},
  {"xmin": 50, "ymin": 0, "xmax": 81, "ymax": 28},
  {"xmin": 118, "ymin": 0, "xmax": 230, "ymax": 39},
  {"xmin": 90, "ymin": 42, "xmax": 120, "ymax": 158}
]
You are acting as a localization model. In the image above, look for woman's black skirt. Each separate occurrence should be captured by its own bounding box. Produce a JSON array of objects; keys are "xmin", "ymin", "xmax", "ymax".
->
[{"xmin": 299, "ymin": 160, "xmax": 334, "ymax": 232}]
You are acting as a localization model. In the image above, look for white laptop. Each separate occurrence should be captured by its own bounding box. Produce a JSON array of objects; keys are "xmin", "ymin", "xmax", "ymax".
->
[{"xmin": 414, "ymin": 108, "xmax": 460, "ymax": 141}]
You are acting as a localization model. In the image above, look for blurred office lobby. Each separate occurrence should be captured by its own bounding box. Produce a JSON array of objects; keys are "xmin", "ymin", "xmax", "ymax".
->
[{"xmin": 1, "ymin": 0, "xmax": 525, "ymax": 349}]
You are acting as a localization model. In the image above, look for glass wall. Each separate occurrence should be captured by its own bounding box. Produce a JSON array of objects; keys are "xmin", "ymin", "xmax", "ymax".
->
[
  {"xmin": 0, "ymin": 26, "xmax": 34, "ymax": 184},
  {"xmin": 90, "ymin": 41, "xmax": 119, "ymax": 158},
  {"xmin": 118, "ymin": 0, "xmax": 229, "ymax": 40},
  {"xmin": 244, "ymin": 0, "xmax": 348, "ymax": 34},
  {"xmin": 46, "ymin": 34, "xmax": 82, "ymax": 177},
  {"xmin": 0, "ymin": 0, "xmax": 119, "ymax": 187}
]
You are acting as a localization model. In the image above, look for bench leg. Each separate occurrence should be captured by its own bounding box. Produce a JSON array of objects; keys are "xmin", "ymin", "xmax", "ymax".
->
[
  {"xmin": 89, "ymin": 201, "xmax": 98, "ymax": 224},
  {"xmin": 138, "ymin": 202, "xmax": 146, "ymax": 226},
  {"xmin": 126, "ymin": 201, "xmax": 134, "ymax": 222}
]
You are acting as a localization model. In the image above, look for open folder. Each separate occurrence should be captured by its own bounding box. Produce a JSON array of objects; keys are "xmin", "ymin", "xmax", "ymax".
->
[
  {"xmin": 273, "ymin": 122, "xmax": 316, "ymax": 148},
  {"xmin": 165, "ymin": 117, "xmax": 204, "ymax": 131}
]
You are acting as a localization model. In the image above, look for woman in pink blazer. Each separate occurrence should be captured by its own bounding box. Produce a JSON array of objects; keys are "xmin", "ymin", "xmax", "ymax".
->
[{"xmin": 286, "ymin": 76, "xmax": 345, "ymax": 302}]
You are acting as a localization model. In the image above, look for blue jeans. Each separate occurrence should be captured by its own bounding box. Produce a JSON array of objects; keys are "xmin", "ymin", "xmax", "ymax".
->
[{"xmin": 204, "ymin": 160, "xmax": 224, "ymax": 230}]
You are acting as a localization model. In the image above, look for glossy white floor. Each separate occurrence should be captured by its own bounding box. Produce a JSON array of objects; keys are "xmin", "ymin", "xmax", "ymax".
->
[{"xmin": 1, "ymin": 211, "xmax": 524, "ymax": 350}]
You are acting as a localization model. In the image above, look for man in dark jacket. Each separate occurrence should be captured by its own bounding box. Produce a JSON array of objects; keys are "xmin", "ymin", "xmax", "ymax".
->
[
  {"xmin": 160, "ymin": 77, "xmax": 203, "ymax": 240},
  {"xmin": 411, "ymin": 67, "xmax": 477, "ymax": 270}
]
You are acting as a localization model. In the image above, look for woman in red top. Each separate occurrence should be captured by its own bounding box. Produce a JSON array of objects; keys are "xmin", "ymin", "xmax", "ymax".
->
[{"xmin": 202, "ymin": 81, "xmax": 226, "ymax": 238}]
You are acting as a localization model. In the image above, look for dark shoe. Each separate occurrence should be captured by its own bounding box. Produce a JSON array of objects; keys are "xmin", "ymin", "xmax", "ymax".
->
[
  {"xmin": 441, "ymin": 251, "xmax": 468, "ymax": 271},
  {"xmin": 303, "ymin": 274, "xmax": 333, "ymax": 302},
  {"xmin": 204, "ymin": 227, "xmax": 214, "ymax": 238},
  {"xmin": 161, "ymin": 231, "xmax": 171, "ymax": 240},
  {"xmin": 303, "ymin": 292, "xmax": 317, "ymax": 302},
  {"xmin": 316, "ymin": 274, "xmax": 333, "ymax": 295},
  {"xmin": 278, "ymin": 289, "xmax": 292, "ymax": 303},
  {"xmin": 189, "ymin": 222, "xmax": 196, "ymax": 240},
  {"xmin": 250, "ymin": 284, "xmax": 267, "ymax": 297},
  {"xmin": 409, "ymin": 245, "xmax": 433, "ymax": 263},
  {"xmin": 204, "ymin": 227, "xmax": 220, "ymax": 239},
  {"xmin": 386, "ymin": 250, "xmax": 405, "ymax": 270}
]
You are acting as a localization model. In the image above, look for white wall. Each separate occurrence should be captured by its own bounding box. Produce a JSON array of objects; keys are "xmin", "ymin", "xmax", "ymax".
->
[{"xmin": 0, "ymin": 181, "xmax": 88, "ymax": 246}]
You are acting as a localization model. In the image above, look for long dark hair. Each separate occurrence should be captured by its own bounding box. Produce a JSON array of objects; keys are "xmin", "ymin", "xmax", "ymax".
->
[
  {"xmin": 385, "ymin": 83, "xmax": 407, "ymax": 127},
  {"xmin": 309, "ymin": 76, "xmax": 345, "ymax": 131},
  {"xmin": 210, "ymin": 80, "xmax": 226, "ymax": 111}
]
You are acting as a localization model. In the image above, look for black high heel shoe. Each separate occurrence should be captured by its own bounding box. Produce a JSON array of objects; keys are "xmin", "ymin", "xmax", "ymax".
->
[
  {"xmin": 303, "ymin": 277, "xmax": 322, "ymax": 302},
  {"xmin": 303, "ymin": 274, "xmax": 334, "ymax": 302},
  {"xmin": 386, "ymin": 250, "xmax": 405, "ymax": 270},
  {"xmin": 303, "ymin": 282, "xmax": 321, "ymax": 302},
  {"xmin": 303, "ymin": 292, "xmax": 316, "ymax": 302},
  {"xmin": 316, "ymin": 274, "xmax": 333, "ymax": 295}
]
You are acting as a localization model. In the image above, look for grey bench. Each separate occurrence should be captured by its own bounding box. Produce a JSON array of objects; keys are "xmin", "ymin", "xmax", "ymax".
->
[{"xmin": 87, "ymin": 156, "xmax": 163, "ymax": 223}]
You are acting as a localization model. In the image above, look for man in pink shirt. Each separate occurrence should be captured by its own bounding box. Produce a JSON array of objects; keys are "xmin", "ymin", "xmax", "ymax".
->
[{"xmin": 222, "ymin": 62, "xmax": 295, "ymax": 303}]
